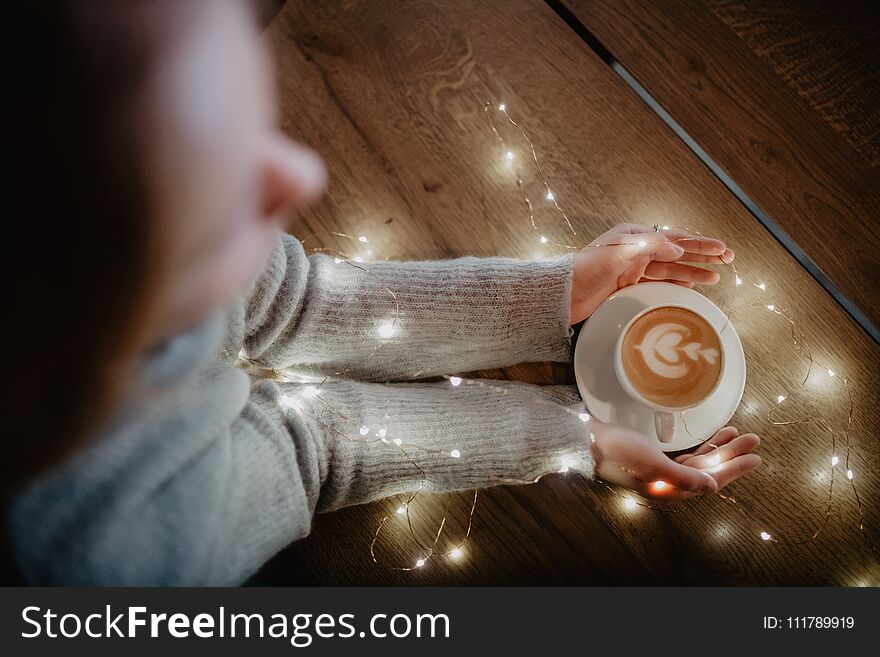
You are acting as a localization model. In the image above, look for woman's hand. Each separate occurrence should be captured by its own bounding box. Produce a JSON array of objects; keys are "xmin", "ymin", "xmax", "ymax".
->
[
  {"xmin": 590, "ymin": 423, "xmax": 761, "ymax": 501},
  {"xmin": 570, "ymin": 223, "xmax": 735, "ymax": 325}
]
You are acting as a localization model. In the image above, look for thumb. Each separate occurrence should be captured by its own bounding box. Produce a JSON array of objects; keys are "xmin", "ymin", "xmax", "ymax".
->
[
  {"xmin": 614, "ymin": 233, "xmax": 684, "ymax": 264},
  {"xmin": 646, "ymin": 455, "xmax": 718, "ymax": 494},
  {"xmin": 648, "ymin": 239, "xmax": 685, "ymax": 263}
]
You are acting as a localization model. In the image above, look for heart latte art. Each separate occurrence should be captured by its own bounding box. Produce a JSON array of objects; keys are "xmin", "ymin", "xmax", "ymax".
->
[{"xmin": 621, "ymin": 306, "xmax": 723, "ymax": 408}]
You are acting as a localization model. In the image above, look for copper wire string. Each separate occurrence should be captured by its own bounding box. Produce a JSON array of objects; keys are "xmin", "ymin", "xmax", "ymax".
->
[{"xmin": 232, "ymin": 103, "xmax": 875, "ymax": 574}]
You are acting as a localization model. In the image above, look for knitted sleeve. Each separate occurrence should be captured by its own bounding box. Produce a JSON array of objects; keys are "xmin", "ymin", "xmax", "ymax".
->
[
  {"xmin": 8, "ymin": 361, "xmax": 592, "ymax": 585},
  {"xmin": 225, "ymin": 231, "xmax": 575, "ymax": 379},
  {"xmin": 8, "ymin": 233, "xmax": 589, "ymax": 585},
  {"xmin": 201, "ymin": 375, "xmax": 593, "ymax": 583},
  {"xmin": 265, "ymin": 378, "xmax": 593, "ymax": 514}
]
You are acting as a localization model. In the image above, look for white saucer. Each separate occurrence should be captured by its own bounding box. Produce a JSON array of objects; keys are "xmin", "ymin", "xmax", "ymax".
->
[{"xmin": 573, "ymin": 282, "xmax": 746, "ymax": 452}]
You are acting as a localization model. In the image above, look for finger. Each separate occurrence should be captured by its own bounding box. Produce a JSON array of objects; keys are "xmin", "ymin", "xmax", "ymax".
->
[
  {"xmin": 705, "ymin": 453, "xmax": 762, "ymax": 489},
  {"xmin": 644, "ymin": 261, "xmax": 721, "ymax": 285},
  {"xmin": 637, "ymin": 452, "xmax": 718, "ymax": 494},
  {"xmin": 674, "ymin": 426, "xmax": 739, "ymax": 463},
  {"xmin": 695, "ymin": 426, "xmax": 740, "ymax": 453},
  {"xmin": 596, "ymin": 231, "xmax": 683, "ymax": 261},
  {"xmin": 597, "ymin": 462, "xmax": 644, "ymax": 491},
  {"xmin": 638, "ymin": 475, "xmax": 704, "ymax": 501},
  {"xmin": 662, "ymin": 230, "xmax": 726, "ymax": 257},
  {"xmin": 616, "ymin": 223, "xmax": 657, "ymax": 235},
  {"xmin": 683, "ymin": 433, "xmax": 760, "ymax": 470},
  {"xmin": 602, "ymin": 231, "xmax": 722, "ymax": 267},
  {"xmin": 593, "ymin": 230, "xmax": 682, "ymax": 256},
  {"xmin": 589, "ymin": 225, "xmax": 654, "ymax": 248},
  {"xmin": 648, "ymin": 239, "xmax": 687, "ymax": 262},
  {"xmin": 594, "ymin": 424, "xmax": 716, "ymax": 494},
  {"xmin": 678, "ymin": 248, "xmax": 735, "ymax": 264},
  {"xmin": 638, "ymin": 278, "xmax": 695, "ymax": 288},
  {"xmin": 614, "ymin": 225, "xmax": 730, "ymax": 259},
  {"xmin": 598, "ymin": 464, "xmax": 699, "ymax": 502},
  {"xmin": 636, "ymin": 481, "xmax": 699, "ymax": 502}
]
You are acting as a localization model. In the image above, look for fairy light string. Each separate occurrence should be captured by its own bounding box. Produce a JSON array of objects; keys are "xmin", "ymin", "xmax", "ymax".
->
[
  {"xmin": 486, "ymin": 101, "xmax": 577, "ymax": 244},
  {"xmin": 234, "ymin": 101, "xmax": 876, "ymax": 575},
  {"xmin": 234, "ymin": 230, "xmax": 479, "ymax": 570},
  {"xmin": 484, "ymin": 99, "xmax": 876, "ymax": 562},
  {"xmin": 240, "ymin": 228, "xmax": 611, "ymax": 571}
]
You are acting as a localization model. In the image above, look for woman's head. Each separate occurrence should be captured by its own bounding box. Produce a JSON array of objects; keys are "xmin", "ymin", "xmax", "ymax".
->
[
  {"xmin": 148, "ymin": 0, "xmax": 326, "ymax": 336},
  {"xmin": 7, "ymin": 0, "xmax": 325, "ymax": 491}
]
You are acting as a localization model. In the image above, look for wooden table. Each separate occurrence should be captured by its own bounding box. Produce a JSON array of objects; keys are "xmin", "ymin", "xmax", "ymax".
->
[
  {"xmin": 256, "ymin": 0, "xmax": 880, "ymax": 585},
  {"xmin": 562, "ymin": 0, "xmax": 880, "ymax": 335}
]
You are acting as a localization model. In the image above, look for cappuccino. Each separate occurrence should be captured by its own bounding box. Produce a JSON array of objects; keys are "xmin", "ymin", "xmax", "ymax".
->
[{"xmin": 620, "ymin": 306, "xmax": 722, "ymax": 408}]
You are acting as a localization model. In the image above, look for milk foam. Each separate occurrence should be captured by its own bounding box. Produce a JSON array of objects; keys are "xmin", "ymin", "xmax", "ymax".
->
[
  {"xmin": 633, "ymin": 322, "xmax": 720, "ymax": 379},
  {"xmin": 621, "ymin": 306, "xmax": 723, "ymax": 408}
]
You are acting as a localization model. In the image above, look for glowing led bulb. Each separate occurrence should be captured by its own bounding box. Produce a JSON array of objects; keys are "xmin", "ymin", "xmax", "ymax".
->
[
  {"xmin": 662, "ymin": 225, "xmax": 670, "ymax": 230},
  {"xmin": 651, "ymin": 480, "xmax": 667, "ymax": 492},
  {"xmin": 777, "ymin": 395, "xmax": 786, "ymax": 403},
  {"xmin": 546, "ymin": 191, "xmax": 554, "ymax": 201},
  {"xmin": 847, "ymin": 469, "xmax": 853, "ymax": 480},
  {"xmin": 767, "ymin": 304, "xmax": 775, "ymax": 311},
  {"xmin": 559, "ymin": 455, "xmax": 578, "ymax": 473},
  {"xmin": 353, "ymin": 256, "xmax": 364, "ymax": 263},
  {"xmin": 415, "ymin": 559, "xmax": 426, "ymax": 568},
  {"xmin": 450, "ymin": 449, "xmax": 461, "ymax": 458},
  {"xmin": 623, "ymin": 498, "xmax": 637, "ymax": 510},
  {"xmin": 358, "ymin": 235, "xmax": 368, "ymax": 243},
  {"xmin": 377, "ymin": 428, "xmax": 387, "ymax": 438},
  {"xmin": 450, "ymin": 376, "xmax": 462, "ymax": 387},
  {"xmin": 393, "ymin": 438, "xmax": 402, "ymax": 446},
  {"xmin": 760, "ymin": 531, "xmax": 772, "ymax": 541},
  {"xmin": 449, "ymin": 548, "xmax": 463, "ymax": 559},
  {"xmin": 637, "ymin": 240, "xmax": 647, "ymax": 247},
  {"xmin": 302, "ymin": 386, "xmax": 318, "ymax": 399},
  {"xmin": 498, "ymin": 103, "xmax": 506, "ymax": 111},
  {"xmin": 578, "ymin": 412, "xmax": 590, "ymax": 423},
  {"xmin": 757, "ymin": 282, "xmax": 766, "ymax": 290},
  {"xmin": 540, "ymin": 235, "xmax": 549, "ymax": 244},
  {"xmin": 396, "ymin": 505, "xmax": 407, "ymax": 515},
  {"xmin": 378, "ymin": 322, "xmax": 397, "ymax": 339},
  {"xmin": 827, "ymin": 369, "xmax": 836, "ymax": 377},
  {"xmin": 831, "ymin": 456, "xmax": 839, "ymax": 466},
  {"xmin": 359, "ymin": 426, "xmax": 370, "ymax": 436},
  {"xmin": 334, "ymin": 257, "xmax": 343, "ymax": 264},
  {"xmin": 735, "ymin": 276, "xmax": 742, "ymax": 286},
  {"xmin": 505, "ymin": 151, "xmax": 514, "ymax": 160}
]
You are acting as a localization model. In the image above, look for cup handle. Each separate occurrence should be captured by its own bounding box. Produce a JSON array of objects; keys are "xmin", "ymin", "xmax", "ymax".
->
[{"xmin": 654, "ymin": 411, "xmax": 676, "ymax": 443}]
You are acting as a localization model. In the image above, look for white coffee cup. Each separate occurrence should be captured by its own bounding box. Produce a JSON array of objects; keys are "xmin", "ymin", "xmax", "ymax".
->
[{"xmin": 614, "ymin": 303, "xmax": 726, "ymax": 443}]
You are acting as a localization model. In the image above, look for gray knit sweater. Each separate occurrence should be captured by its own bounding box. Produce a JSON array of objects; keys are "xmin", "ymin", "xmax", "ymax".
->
[{"xmin": 9, "ymin": 232, "xmax": 593, "ymax": 585}]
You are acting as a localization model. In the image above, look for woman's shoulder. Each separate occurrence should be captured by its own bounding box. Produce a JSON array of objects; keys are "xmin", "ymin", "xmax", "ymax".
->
[{"xmin": 6, "ymin": 314, "xmax": 252, "ymax": 585}]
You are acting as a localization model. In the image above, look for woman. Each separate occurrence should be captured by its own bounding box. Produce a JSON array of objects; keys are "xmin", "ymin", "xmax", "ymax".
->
[{"xmin": 4, "ymin": 0, "xmax": 759, "ymax": 584}]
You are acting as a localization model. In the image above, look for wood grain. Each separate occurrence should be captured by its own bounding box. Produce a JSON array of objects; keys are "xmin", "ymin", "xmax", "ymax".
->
[
  {"xmin": 710, "ymin": 0, "xmax": 880, "ymax": 167},
  {"xmin": 562, "ymin": 0, "xmax": 880, "ymax": 333},
  {"xmin": 257, "ymin": 0, "xmax": 880, "ymax": 585}
]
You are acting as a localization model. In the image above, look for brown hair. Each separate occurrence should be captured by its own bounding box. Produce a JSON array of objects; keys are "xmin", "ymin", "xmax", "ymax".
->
[
  {"xmin": 4, "ymin": 0, "xmax": 282, "ymax": 583},
  {"xmin": 4, "ymin": 3, "xmax": 178, "ymax": 495}
]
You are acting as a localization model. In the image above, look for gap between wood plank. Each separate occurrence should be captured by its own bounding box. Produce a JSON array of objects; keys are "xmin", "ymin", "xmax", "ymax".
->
[{"xmin": 544, "ymin": 0, "xmax": 880, "ymax": 346}]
